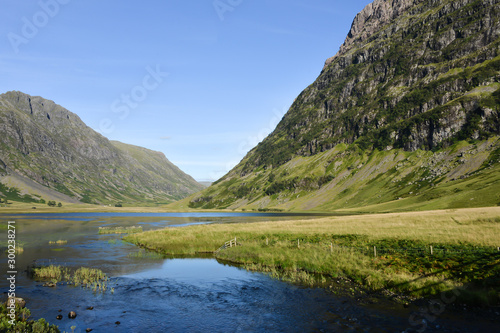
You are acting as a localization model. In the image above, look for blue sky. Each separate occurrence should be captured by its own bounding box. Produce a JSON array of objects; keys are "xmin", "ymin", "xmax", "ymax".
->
[{"xmin": 1, "ymin": 0, "xmax": 372, "ymax": 181}]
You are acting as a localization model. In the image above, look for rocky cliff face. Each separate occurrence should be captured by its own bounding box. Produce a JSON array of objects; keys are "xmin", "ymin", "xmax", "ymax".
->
[
  {"xmin": 179, "ymin": 0, "xmax": 500, "ymax": 211},
  {"xmin": 325, "ymin": 0, "xmax": 423, "ymax": 68},
  {"xmin": 0, "ymin": 91, "xmax": 203, "ymax": 204},
  {"xmin": 243, "ymin": 0, "xmax": 500, "ymax": 170}
]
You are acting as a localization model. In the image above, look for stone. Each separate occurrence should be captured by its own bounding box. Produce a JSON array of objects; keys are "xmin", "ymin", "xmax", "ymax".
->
[{"xmin": 5, "ymin": 297, "xmax": 26, "ymax": 309}]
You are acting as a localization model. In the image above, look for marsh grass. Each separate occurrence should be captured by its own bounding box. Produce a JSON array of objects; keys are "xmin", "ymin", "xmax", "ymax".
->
[
  {"xmin": 48, "ymin": 240, "xmax": 67, "ymax": 245},
  {"xmin": 31, "ymin": 265, "xmax": 109, "ymax": 293},
  {"xmin": 2, "ymin": 241, "xmax": 25, "ymax": 254},
  {"xmin": 99, "ymin": 226, "xmax": 143, "ymax": 234},
  {"xmin": 31, "ymin": 265, "xmax": 71, "ymax": 285},
  {"xmin": 125, "ymin": 207, "xmax": 500, "ymax": 304},
  {"xmin": 128, "ymin": 249, "xmax": 164, "ymax": 259}
]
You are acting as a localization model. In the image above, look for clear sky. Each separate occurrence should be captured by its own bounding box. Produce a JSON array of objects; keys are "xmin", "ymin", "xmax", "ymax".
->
[{"xmin": 1, "ymin": 0, "xmax": 372, "ymax": 181}]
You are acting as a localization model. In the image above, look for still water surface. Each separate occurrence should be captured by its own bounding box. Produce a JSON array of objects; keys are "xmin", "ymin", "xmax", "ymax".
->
[{"xmin": 0, "ymin": 213, "xmax": 495, "ymax": 332}]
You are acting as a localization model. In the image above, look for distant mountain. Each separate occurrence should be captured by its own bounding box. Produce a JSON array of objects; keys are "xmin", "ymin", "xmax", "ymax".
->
[
  {"xmin": 174, "ymin": 0, "xmax": 500, "ymax": 212},
  {"xmin": 198, "ymin": 181, "xmax": 213, "ymax": 188},
  {"xmin": 0, "ymin": 91, "xmax": 203, "ymax": 205}
]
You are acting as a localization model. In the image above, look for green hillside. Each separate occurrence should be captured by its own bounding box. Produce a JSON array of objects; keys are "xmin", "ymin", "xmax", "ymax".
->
[
  {"xmin": 175, "ymin": 0, "xmax": 500, "ymax": 211},
  {"xmin": 0, "ymin": 91, "xmax": 203, "ymax": 206}
]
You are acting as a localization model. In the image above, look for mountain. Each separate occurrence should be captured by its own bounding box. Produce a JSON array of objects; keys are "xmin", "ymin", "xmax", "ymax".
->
[
  {"xmin": 0, "ymin": 91, "xmax": 204, "ymax": 205},
  {"xmin": 175, "ymin": 0, "xmax": 500, "ymax": 212}
]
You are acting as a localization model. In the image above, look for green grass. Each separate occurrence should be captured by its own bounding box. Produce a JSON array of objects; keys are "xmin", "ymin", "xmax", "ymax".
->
[
  {"xmin": 30, "ymin": 265, "xmax": 109, "ymax": 293},
  {"xmin": 128, "ymin": 249, "xmax": 164, "ymax": 259},
  {"xmin": 31, "ymin": 265, "xmax": 70, "ymax": 282},
  {"xmin": 172, "ymin": 137, "xmax": 500, "ymax": 213},
  {"xmin": 48, "ymin": 240, "xmax": 67, "ymax": 245},
  {"xmin": 125, "ymin": 207, "xmax": 500, "ymax": 305},
  {"xmin": 98, "ymin": 226, "xmax": 143, "ymax": 234}
]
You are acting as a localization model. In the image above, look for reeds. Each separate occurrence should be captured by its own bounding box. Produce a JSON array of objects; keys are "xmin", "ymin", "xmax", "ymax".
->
[
  {"xmin": 32, "ymin": 265, "xmax": 70, "ymax": 282},
  {"xmin": 99, "ymin": 226, "xmax": 143, "ymax": 234},
  {"xmin": 31, "ymin": 265, "xmax": 110, "ymax": 293},
  {"xmin": 48, "ymin": 240, "xmax": 67, "ymax": 245}
]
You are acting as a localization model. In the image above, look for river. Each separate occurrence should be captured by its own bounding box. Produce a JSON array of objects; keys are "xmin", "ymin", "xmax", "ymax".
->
[{"xmin": 0, "ymin": 213, "xmax": 496, "ymax": 332}]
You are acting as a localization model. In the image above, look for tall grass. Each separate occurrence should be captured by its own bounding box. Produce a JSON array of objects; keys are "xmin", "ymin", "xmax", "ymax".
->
[
  {"xmin": 124, "ymin": 207, "xmax": 500, "ymax": 304},
  {"xmin": 99, "ymin": 226, "xmax": 143, "ymax": 234},
  {"xmin": 32, "ymin": 265, "xmax": 70, "ymax": 282},
  {"xmin": 48, "ymin": 240, "xmax": 67, "ymax": 245},
  {"xmin": 31, "ymin": 265, "xmax": 109, "ymax": 293}
]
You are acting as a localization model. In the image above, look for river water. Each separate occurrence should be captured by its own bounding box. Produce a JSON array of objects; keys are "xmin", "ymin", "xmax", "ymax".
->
[{"xmin": 0, "ymin": 213, "xmax": 496, "ymax": 332}]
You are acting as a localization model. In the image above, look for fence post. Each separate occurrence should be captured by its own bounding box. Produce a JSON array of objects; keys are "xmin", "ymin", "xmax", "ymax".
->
[
  {"xmin": 373, "ymin": 246, "xmax": 377, "ymax": 257},
  {"xmin": 330, "ymin": 242, "xmax": 333, "ymax": 253},
  {"xmin": 430, "ymin": 245, "xmax": 433, "ymax": 255},
  {"xmin": 235, "ymin": 237, "xmax": 237, "ymax": 246},
  {"xmin": 266, "ymin": 238, "xmax": 268, "ymax": 246},
  {"xmin": 298, "ymin": 239, "xmax": 300, "ymax": 249}
]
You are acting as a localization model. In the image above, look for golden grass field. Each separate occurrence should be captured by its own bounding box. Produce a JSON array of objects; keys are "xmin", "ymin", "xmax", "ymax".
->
[{"xmin": 125, "ymin": 207, "xmax": 500, "ymax": 304}]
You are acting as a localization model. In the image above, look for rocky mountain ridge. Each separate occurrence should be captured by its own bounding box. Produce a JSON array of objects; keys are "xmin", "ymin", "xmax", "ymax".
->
[
  {"xmin": 245, "ymin": 0, "xmax": 500, "ymax": 171},
  {"xmin": 0, "ymin": 91, "xmax": 203, "ymax": 205},
  {"xmin": 177, "ymin": 0, "xmax": 500, "ymax": 211}
]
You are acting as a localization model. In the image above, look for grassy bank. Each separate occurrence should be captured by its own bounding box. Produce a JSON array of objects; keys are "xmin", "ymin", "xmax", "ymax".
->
[
  {"xmin": 0, "ymin": 200, "xmax": 236, "ymax": 214},
  {"xmin": 98, "ymin": 226, "xmax": 143, "ymax": 234},
  {"xmin": 125, "ymin": 207, "xmax": 500, "ymax": 305}
]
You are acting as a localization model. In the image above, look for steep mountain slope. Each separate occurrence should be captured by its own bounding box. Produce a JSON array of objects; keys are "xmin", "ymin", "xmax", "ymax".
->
[
  {"xmin": 178, "ymin": 0, "xmax": 500, "ymax": 212},
  {"xmin": 0, "ymin": 91, "xmax": 203, "ymax": 205}
]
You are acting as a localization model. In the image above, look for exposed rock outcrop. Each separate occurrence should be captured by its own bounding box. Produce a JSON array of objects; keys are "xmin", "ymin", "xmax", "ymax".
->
[
  {"xmin": 180, "ymin": 0, "xmax": 500, "ymax": 211},
  {"xmin": 244, "ymin": 0, "xmax": 500, "ymax": 170},
  {"xmin": 0, "ymin": 91, "xmax": 204, "ymax": 204}
]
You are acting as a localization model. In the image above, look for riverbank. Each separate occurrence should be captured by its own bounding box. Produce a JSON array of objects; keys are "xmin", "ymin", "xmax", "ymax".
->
[
  {"xmin": 0, "ymin": 201, "xmax": 237, "ymax": 214},
  {"xmin": 124, "ymin": 207, "xmax": 500, "ymax": 306}
]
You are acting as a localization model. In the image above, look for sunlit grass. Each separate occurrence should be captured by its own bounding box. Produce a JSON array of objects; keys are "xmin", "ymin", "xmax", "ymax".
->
[
  {"xmin": 125, "ymin": 207, "xmax": 500, "ymax": 304},
  {"xmin": 3, "ymin": 242, "xmax": 25, "ymax": 254},
  {"xmin": 48, "ymin": 240, "xmax": 67, "ymax": 245},
  {"xmin": 31, "ymin": 265, "xmax": 70, "ymax": 282},
  {"xmin": 31, "ymin": 265, "xmax": 109, "ymax": 293},
  {"xmin": 99, "ymin": 226, "xmax": 143, "ymax": 234}
]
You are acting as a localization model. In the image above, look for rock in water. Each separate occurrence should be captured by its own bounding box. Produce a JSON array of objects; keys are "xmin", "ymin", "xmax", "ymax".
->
[{"xmin": 5, "ymin": 297, "xmax": 26, "ymax": 309}]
